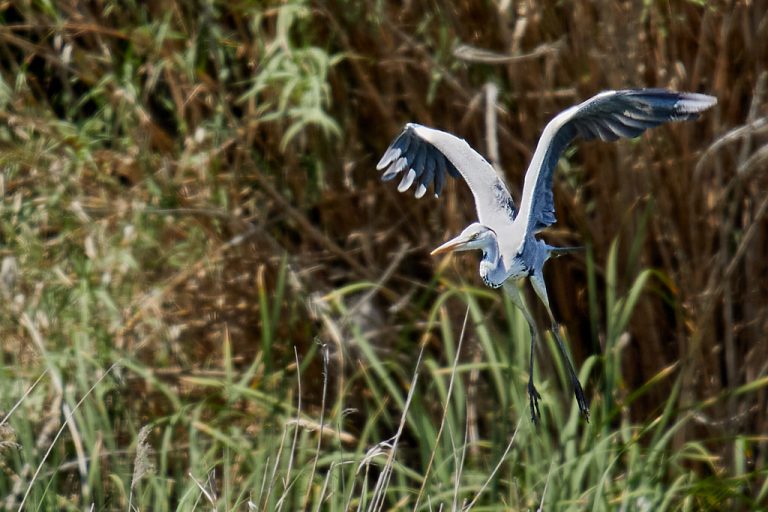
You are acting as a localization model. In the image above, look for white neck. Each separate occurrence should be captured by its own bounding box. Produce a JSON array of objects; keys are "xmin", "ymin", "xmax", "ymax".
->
[{"xmin": 479, "ymin": 237, "xmax": 505, "ymax": 288}]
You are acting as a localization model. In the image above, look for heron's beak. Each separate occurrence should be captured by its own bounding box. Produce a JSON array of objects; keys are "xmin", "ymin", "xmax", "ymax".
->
[{"xmin": 430, "ymin": 235, "xmax": 470, "ymax": 256}]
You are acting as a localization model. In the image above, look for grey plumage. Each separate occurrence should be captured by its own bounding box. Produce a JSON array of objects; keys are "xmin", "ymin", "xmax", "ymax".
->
[{"xmin": 376, "ymin": 88, "xmax": 716, "ymax": 423}]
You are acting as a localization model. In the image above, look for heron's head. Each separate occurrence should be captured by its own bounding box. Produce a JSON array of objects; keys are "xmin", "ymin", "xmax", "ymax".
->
[{"xmin": 430, "ymin": 223, "xmax": 497, "ymax": 256}]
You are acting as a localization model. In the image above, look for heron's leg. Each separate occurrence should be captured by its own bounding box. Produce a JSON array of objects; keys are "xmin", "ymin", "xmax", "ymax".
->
[
  {"xmin": 503, "ymin": 282, "xmax": 542, "ymax": 424},
  {"xmin": 530, "ymin": 273, "xmax": 590, "ymax": 420}
]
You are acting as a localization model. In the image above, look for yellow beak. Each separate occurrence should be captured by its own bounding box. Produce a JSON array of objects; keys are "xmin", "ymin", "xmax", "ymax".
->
[{"xmin": 430, "ymin": 236, "xmax": 469, "ymax": 256}]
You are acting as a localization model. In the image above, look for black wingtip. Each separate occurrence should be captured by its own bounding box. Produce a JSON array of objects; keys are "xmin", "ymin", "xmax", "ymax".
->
[
  {"xmin": 376, "ymin": 124, "xmax": 462, "ymax": 199},
  {"xmin": 675, "ymin": 92, "xmax": 717, "ymax": 114}
]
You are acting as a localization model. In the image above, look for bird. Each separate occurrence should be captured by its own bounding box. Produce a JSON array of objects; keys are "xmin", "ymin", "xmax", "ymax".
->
[{"xmin": 375, "ymin": 89, "xmax": 717, "ymax": 424}]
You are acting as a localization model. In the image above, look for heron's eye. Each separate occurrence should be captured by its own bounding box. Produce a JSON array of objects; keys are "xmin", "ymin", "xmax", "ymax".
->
[{"xmin": 470, "ymin": 233, "xmax": 479, "ymax": 241}]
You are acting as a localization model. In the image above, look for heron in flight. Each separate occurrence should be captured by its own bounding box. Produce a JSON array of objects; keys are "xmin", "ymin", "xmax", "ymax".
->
[{"xmin": 376, "ymin": 89, "xmax": 716, "ymax": 423}]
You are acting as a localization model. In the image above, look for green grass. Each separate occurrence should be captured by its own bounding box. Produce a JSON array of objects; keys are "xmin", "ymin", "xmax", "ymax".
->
[{"xmin": 0, "ymin": 234, "xmax": 762, "ymax": 509}]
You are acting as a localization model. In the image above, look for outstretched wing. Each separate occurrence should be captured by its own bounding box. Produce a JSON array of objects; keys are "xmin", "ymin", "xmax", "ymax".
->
[
  {"xmin": 517, "ymin": 89, "xmax": 717, "ymax": 233},
  {"xmin": 376, "ymin": 123, "xmax": 517, "ymax": 229}
]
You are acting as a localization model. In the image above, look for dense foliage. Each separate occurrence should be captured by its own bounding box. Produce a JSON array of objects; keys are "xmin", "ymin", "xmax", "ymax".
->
[{"xmin": 0, "ymin": 0, "xmax": 766, "ymax": 509}]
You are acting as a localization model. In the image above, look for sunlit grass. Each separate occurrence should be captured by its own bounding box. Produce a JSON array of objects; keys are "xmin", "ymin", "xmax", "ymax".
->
[{"xmin": 1, "ymin": 232, "xmax": 762, "ymax": 509}]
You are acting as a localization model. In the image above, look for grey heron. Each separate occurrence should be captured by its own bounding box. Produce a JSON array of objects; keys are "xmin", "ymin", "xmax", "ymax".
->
[{"xmin": 376, "ymin": 89, "xmax": 716, "ymax": 423}]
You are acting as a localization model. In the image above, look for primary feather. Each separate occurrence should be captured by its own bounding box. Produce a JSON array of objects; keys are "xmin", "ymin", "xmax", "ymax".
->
[{"xmin": 376, "ymin": 123, "xmax": 517, "ymax": 234}]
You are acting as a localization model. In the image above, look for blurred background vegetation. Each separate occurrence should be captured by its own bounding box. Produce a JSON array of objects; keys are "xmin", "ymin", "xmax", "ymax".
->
[{"xmin": 0, "ymin": 0, "xmax": 767, "ymax": 510}]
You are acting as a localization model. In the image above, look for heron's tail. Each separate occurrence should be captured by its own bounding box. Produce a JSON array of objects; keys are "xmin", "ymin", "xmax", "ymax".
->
[{"xmin": 548, "ymin": 246, "xmax": 583, "ymax": 258}]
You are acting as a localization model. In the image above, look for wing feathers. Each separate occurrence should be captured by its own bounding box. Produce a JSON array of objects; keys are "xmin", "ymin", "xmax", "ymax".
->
[
  {"xmin": 376, "ymin": 89, "xmax": 715, "ymax": 245},
  {"xmin": 519, "ymin": 89, "xmax": 716, "ymax": 233},
  {"xmin": 376, "ymin": 123, "xmax": 517, "ymax": 229},
  {"xmin": 397, "ymin": 168, "xmax": 417, "ymax": 192},
  {"xmin": 381, "ymin": 157, "xmax": 407, "ymax": 181}
]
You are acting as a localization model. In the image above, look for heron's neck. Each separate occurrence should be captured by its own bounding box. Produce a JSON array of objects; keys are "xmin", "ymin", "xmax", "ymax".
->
[{"xmin": 479, "ymin": 237, "xmax": 504, "ymax": 288}]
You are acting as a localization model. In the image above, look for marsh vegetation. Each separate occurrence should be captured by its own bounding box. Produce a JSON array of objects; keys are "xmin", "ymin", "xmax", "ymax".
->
[{"xmin": 0, "ymin": 1, "xmax": 766, "ymax": 510}]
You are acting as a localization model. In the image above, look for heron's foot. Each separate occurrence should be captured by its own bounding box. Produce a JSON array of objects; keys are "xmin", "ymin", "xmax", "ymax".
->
[
  {"xmin": 528, "ymin": 380, "xmax": 542, "ymax": 425},
  {"xmin": 572, "ymin": 377, "xmax": 590, "ymax": 422},
  {"xmin": 550, "ymin": 322, "xmax": 590, "ymax": 422}
]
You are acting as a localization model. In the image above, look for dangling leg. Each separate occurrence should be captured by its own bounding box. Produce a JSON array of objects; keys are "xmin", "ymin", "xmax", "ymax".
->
[
  {"xmin": 503, "ymin": 282, "xmax": 542, "ymax": 424},
  {"xmin": 530, "ymin": 272, "xmax": 590, "ymax": 420}
]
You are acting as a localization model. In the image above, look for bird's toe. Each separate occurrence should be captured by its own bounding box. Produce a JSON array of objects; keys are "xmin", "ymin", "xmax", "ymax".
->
[
  {"xmin": 528, "ymin": 382, "xmax": 542, "ymax": 424},
  {"xmin": 572, "ymin": 380, "xmax": 590, "ymax": 421}
]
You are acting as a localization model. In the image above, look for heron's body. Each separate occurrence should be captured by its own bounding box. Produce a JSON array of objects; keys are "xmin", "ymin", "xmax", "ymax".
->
[
  {"xmin": 377, "ymin": 89, "xmax": 716, "ymax": 423},
  {"xmin": 475, "ymin": 234, "xmax": 544, "ymax": 288}
]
